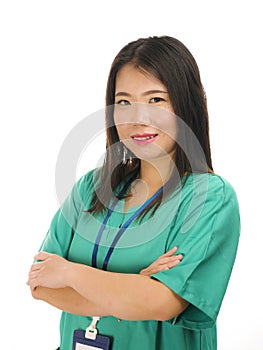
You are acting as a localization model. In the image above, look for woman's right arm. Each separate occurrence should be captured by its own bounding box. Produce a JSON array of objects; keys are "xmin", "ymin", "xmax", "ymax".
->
[
  {"xmin": 30, "ymin": 247, "xmax": 182, "ymax": 316},
  {"xmin": 31, "ymin": 286, "xmax": 109, "ymax": 316}
]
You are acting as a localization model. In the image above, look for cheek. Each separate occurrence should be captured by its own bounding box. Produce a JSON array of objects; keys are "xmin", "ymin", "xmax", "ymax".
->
[
  {"xmin": 162, "ymin": 135, "xmax": 177, "ymax": 153},
  {"xmin": 156, "ymin": 117, "xmax": 177, "ymax": 141},
  {"xmin": 146, "ymin": 107, "xmax": 177, "ymax": 139},
  {"xmin": 115, "ymin": 125, "xmax": 130, "ymax": 140}
]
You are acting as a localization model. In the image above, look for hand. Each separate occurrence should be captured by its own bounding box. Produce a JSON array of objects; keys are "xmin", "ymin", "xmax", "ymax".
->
[
  {"xmin": 140, "ymin": 247, "xmax": 183, "ymax": 276},
  {"xmin": 27, "ymin": 252, "xmax": 71, "ymax": 291}
]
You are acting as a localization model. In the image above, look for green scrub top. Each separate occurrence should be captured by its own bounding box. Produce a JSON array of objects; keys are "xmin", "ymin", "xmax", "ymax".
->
[{"xmin": 40, "ymin": 169, "xmax": 240, "ymax": 350}]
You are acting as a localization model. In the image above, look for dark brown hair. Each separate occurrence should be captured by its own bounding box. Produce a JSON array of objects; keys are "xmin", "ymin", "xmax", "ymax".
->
[{"xmin": 88, "ymin": 35, "xmax": 213, "ymax": 218}]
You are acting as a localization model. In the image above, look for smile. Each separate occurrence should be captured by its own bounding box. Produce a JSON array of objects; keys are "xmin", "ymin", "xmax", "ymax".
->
[{"xmin": 131, "ymin": 133, "xmax": 158, "ymax": 145}]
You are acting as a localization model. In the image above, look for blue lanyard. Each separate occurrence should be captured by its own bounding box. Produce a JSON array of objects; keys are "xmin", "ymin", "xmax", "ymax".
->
[{"xmin": 91, "ymin": 179, "xmax": 164, "ymax": 270}]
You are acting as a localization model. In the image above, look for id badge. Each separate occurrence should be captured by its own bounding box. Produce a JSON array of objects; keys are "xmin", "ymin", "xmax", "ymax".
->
[{"xmin": 73, "ymin": 329, "xmax": 110, "ymax": 350}]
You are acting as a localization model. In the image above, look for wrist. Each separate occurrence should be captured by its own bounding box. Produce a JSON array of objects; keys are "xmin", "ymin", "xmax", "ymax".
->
[
  {"xmin": 65, "ymin": 261, "xmax": 90, "ymax": 290},
  {"xmin": 64, "ymin": 261, "xmax": 77, "ymax": 288},
  {"xmin": 67, "ymin": 263, "xmax": 94, "ymax": 297}
]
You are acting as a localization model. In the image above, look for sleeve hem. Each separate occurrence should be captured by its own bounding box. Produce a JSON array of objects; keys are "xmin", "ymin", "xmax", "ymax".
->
[{"xmin": 151, "ymin": 273, "xmax": 216, "ymax": 329}]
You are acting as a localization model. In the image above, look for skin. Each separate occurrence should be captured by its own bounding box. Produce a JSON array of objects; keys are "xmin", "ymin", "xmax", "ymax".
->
[
  {"xmin": 115, "ymin": 64, "xmax": 177, "ymax": 207},
  {"xmin": 28, "ymin": 65, "xmax": 189, "ymax": 321},
  {"xmin": 28, "ymin": 250, "xmax": 187, "ymax": 321},
  {"xmin": 28, "ymin": 247, "xmax": 184, "ymax": 318}
]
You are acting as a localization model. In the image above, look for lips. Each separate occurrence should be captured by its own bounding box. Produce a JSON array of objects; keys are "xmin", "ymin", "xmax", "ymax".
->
[{"xmin": 131, "ymin": 133, "xmax": 158, "ymax": 145}]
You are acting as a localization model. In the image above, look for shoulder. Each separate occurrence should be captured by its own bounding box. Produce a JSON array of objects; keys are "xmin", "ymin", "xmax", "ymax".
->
[
  {"xmin": 206, "ymin": 174, "xmax": 239, "ymax": 211},
  {"xmin": 176, "ymin": 173, "xmax": 240, "ymax": 225},
  {"xmin": 183, "ymin": 173, "xmax": 238, "ymax": 203},
  {"xmin": 207, "ymin": 173, "xmax": 237, "ymax": 195},
  {"xmin": 78, "ymin": 167, "xmax": 100, "ymax": 187},
  {"xmin": 175, "ymin": 173, "xmax": 240, "ymax": 236},
  {"xmin": 74, "ymin": 167, "xmax": 101, "ymax": 202}
]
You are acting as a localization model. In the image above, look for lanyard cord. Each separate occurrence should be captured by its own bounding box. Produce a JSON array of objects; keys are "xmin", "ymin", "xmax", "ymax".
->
[
  {"xmin": 92, "ymin": 179, "xmax": 164, "ymax": 270},
  {"xmin": 91, "ymin": 173, "xmax": 137, "ymax": 269}
]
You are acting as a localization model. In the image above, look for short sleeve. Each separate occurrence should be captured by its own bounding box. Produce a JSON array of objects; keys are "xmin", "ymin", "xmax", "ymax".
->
[
  {"xmin": 151, "ymin": 174, "xmax": 240, "ymax": 330},
  {"xmin": 39, "ymin": 170, "xmax": 95, "ymax": 257}
]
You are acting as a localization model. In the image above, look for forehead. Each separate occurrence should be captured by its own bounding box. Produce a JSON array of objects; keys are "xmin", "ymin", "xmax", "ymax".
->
[{"xmin": 115, "ymin": 64, "xmax": 166, "ymax": 93}]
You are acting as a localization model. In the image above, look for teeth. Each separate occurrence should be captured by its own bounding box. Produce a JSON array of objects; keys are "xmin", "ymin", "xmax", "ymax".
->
[{"xmin": 133, "ymin": 135, "xmax": 155, "ymax": 140}]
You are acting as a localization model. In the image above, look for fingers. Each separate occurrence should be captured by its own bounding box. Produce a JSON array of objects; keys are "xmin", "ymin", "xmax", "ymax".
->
[
  {"xmin": 27, "ymin": 275, "xmax": 38, "ymax": 290},
  {"xmin": 140, "ymin": 247, "xmax": 184, "ymax": 276},
  {"xmin": 162, "ymin": 246, "xmax": 178, "ymax": 257},
  {"xmin": 27, "ymin": 252, "xmax": 68, "ymax": 290},
  {"xmin": 161, "ymin": 247, "xmax": 183, "ymax": 261},
  {"xmin": 34, "ymin": 251, "xmax": 51, "ymax": 261},
  {"xmin": 157, "ymin": 255, "xmax": 183, "ymax": 265},
  {"xmin": 164, "ymin": 258, "xmax": 181, "ymax": 269},
  {"xmin": 27, "ymin": 263, "xmax": 41, "ymax": 288},
  {"xmin": 155, "ymin": 256, "xmax": 181, "ymax": 271},
  {"xmin": 27, "ymin": 251, "xmax": 50, "ymax": 290},
  {"xmin": 140, "ymin": 257, "xmax": 180, "ymax": 276}
]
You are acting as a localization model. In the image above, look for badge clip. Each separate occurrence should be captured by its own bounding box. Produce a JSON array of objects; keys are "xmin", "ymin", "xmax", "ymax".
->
[{"xmin": 85, "ymin": 316, "xmax": 100, "ymax": 340}]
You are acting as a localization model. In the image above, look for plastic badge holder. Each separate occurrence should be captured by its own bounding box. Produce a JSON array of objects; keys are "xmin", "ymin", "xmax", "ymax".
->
[{"xmin": 73, "ymin": 317, "xmax": 110, "ymax": 350}]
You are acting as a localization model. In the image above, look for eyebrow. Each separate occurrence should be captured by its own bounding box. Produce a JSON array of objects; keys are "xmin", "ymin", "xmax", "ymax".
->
[{"xmin": 115, "ymin": 89, "xmax": 168, "ymax": 97}]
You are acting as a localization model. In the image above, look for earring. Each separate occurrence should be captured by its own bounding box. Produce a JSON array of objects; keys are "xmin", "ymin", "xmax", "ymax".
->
[
  {"xmin": 127, "ymin": 154, "xmax": 132, "ymax": 165},
  {"xmin": 122, "ymin": 146, "xmax": 127, "ymax": 164},
  {"xmin": 122, "ymin": 145, "xmax": 132, "ymax": 165}
]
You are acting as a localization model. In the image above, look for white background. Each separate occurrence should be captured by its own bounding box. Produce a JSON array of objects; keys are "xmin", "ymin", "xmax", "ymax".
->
[{"xmin": 1, "ymin": 0, "xmax": 262, "ymax": 349}]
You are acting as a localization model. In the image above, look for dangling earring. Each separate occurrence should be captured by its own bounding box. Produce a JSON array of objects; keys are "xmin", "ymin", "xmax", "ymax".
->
[
  {"xmin": 127, "ymin": 154, "xmax": 132, "ymax": 165},
  {"xmin": 122, "ymin": 145, "xmax": 127, "ymax": 164},
  {"xmin": 122, "ymin": 144, "xmax": 132, "ymax": 165}
]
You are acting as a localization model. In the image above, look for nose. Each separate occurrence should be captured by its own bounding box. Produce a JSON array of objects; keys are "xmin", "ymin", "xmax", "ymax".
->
[
  {"xmin": 131, "ymin": 103, "xmax": 152, "ymax": 125},
  {"xmin": 114, "ymin": 102, "xmax": 165, "ymax": 130}
]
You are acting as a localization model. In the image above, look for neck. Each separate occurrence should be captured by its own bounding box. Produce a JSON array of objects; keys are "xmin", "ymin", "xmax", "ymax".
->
[
  {"xmin": 139, "ymin": 156, "xmax": 175, "ymax": 191},
  {"xmin": 124, "ymin": 156, "xmax": 175, "ymax": 212}
]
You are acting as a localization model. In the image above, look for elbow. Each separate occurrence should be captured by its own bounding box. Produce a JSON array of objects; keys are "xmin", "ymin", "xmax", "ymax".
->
[
  {"xmin": 31, "ymin": 287, "xmax": 41, "ymax": 300},
  {"xmin": 155, "ymin": 304, "xmax": 188, "ymax": 322},
  {"xmin": 152, "ymin": 291, "xmax": 189, "ymax": 321},
  {"xmin": 154, "ymin": 304, "xmax": 179, "ymax": 321},
  {"xmin": 155, "ymin": 307, "xmax": 180, "ymax": 322}
]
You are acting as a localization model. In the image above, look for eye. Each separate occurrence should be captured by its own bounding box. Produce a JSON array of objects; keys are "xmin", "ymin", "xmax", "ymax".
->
[
  {"xmin": 116, "ymin": 100, "xmax": 131, "ymax": 106},
  {"xmin": 149, "ymin": 97, "xmax": 165, "ymax": 103}
]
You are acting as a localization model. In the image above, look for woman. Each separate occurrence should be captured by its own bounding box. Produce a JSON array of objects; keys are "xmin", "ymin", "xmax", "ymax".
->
[{"xmin": 28, "ymin": 36, "xmax": 240, "ymax": 350}]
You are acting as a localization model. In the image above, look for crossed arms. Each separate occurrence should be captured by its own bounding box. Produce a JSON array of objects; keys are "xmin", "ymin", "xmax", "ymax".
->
[{"xmin": 27, "ymin": 247, "xmax": 188, "ymax": 321}]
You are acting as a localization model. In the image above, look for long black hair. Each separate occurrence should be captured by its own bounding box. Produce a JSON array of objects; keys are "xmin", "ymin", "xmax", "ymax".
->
[{"xmin": 88, "ymin": 35, "xmax": 213, "ymax": 218}]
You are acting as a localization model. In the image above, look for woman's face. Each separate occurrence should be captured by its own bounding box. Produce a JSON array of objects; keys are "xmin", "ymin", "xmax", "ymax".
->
[{"xmin": 113, "ymin": 64, "xmax": 177, "ymax": 161}]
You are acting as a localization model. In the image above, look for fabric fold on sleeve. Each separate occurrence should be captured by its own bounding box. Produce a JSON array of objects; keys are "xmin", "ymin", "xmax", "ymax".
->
[{"xmin": 151, "ymin": 174, "xmax": 240, "ymax": 330}]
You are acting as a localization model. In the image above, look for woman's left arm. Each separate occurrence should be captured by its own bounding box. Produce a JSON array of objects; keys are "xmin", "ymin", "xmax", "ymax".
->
[
  {"xmin": 31, "ymin": 286, "xmax": 110, "ymax": 316},
  {"xmin": 28, "ymin": 252, "xmax": 188, "ymax": 321}
]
